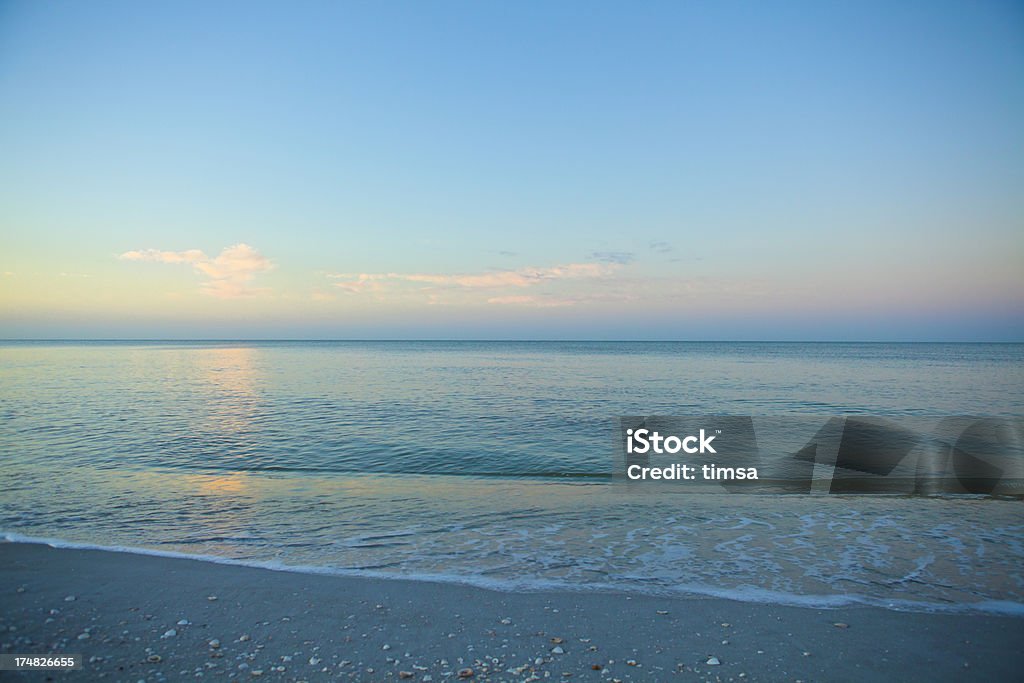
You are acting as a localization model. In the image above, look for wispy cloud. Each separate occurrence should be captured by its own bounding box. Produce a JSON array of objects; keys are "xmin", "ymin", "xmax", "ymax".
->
[
  {"xmin": 328, "ymin": 262, "xmax": 619, "ymax": 306},
  {"xmin": 331, "ymin": 263, "xmax": 614, "ymax": 290},
  {"xmin": 649, "ymin": 241, "xmax": 673, "ymax": 253},
  {"xmin": 328, "ymin": 273, "xmax": 392, "ymax": 294},
  {"xmin": 590, "ymin": 251, "xmax": 635, "ymax": 265},
  {"xmin": 119, "ymin": 243, "xmax": 273, "ymax": 298},
  {"xmin": 487, "ymin": 295, "xmax": 575, "ymax": 307},
  {"xmin": 489, "ymin": 291, "xmax": 641, "ymax": 307}
]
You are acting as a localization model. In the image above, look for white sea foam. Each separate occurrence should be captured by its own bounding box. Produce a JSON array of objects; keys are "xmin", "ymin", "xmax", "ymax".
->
[{"xmin": 5, "ymin": 531, "xmax": 1023, "ymax": 617}]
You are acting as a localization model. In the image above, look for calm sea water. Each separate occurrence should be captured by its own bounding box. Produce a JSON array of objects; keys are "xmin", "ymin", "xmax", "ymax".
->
[{"xmin": 1, "ymin": 341, "xmax": 1022, "ymax": 613}]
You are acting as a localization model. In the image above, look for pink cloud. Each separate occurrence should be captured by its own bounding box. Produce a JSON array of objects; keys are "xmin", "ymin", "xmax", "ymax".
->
[
  {"xmin": 486, "ymin": 295, "xmax": 575, "ymax": 307},
  {"xmin": 329, "ymin": 263, "xmax": 617, "ymax": 297},
  {"xmin": 118, "ymin": 248, "xmax": 206, "ymax": 265},
  {"xmin": 118, "ymin": 243, "xmax": 273, "ymax": 299}
]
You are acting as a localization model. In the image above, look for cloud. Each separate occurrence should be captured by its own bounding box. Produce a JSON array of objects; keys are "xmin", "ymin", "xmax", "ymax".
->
[
  {"xmin": 119, "ymin": 243, "xmax": 273, "ymax": 298},
  {"xmin": 330, "ymin": 262, "xmax": 615, "ymax": 293},
  {"xmin": 590, "ymin": 251, "xmax": 635, "ymax": 265},
  {"xmin": 487, "ymin": 295, "xmax": 575, "ymax": 307},
  {"xmin": 649, "ymin": 241, "xmax": 673, "ymax": 253},
  {"xmin": 327, "ymin": 262, "xmax": 619, "ymax": 306},
  {"xmin": 119, "ymin": 248, "xmax": 206, "ymax": 264},
  {"xmin": 327, "ymin": 273, "xmax": 392, "ymax": 294}
]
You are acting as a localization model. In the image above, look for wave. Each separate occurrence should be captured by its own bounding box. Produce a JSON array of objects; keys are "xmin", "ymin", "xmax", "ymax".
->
[{"xmin": 4, "ymin": 532, "xmax": 1022, "ymax": 618}]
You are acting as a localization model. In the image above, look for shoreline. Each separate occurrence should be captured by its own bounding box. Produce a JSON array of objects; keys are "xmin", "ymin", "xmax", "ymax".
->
[
  {"xmin": 5, "ymin": 533, "xmax": 1022, "ymax": 618},
  {"xmin": 2, "ymin": 543, "xmax": 1022, "ymax": 681}
]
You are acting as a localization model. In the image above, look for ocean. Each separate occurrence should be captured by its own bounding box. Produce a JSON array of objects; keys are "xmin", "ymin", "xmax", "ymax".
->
[{"xmin": 1, "ymin": 341, "xmax": 1022, "ymax": 614}]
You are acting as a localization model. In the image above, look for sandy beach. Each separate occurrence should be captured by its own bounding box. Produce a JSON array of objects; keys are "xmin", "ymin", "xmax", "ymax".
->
[{"xmin": 1, "ymin": 542, "xmax": 1021, "ymax": 682}]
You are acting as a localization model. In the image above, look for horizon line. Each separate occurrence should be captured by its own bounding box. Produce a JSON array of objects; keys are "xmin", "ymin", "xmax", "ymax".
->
[{"xmin": 2, "ymin": 338, "xmax": 1022, "ymax": 344}]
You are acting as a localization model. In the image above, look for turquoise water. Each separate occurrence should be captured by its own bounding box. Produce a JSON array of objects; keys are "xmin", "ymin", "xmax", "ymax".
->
[{"xmin": 1, "ymin": 341, "xmax": 1022, "ymax": 612}]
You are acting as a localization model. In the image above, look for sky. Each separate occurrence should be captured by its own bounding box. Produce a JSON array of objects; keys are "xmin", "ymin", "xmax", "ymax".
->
[{"xmin": 1, "ymin": 1, "xmax": 1022, "ymax": 340}]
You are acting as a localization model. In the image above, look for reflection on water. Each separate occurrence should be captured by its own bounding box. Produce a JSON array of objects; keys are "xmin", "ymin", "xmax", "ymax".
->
[
  {"xmin": 193, "ymin": 347, "xmax": 263, "ymax": 449},
  {"xmin": 182, "ymin": 470, "xmax": 259, "ymax": 549},
  {"xmin": 194, "ymin": 473, "xmax": 250, "ymax": 496}
]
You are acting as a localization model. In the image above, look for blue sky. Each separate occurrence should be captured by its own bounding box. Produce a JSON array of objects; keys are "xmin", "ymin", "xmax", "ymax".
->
[{"xmin": 1, "ymin": 1, "xmax": 1022, "ymax": 339}]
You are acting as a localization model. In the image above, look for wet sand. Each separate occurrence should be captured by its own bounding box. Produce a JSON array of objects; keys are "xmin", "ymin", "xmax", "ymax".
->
[{"xmin": 1, "ymin": 542, "xmax": 1021, "ymax": 681}]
